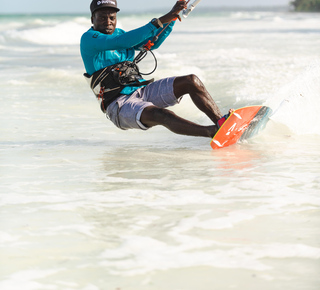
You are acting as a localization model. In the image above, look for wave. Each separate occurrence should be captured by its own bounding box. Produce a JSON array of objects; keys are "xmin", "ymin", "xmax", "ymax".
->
[{"xmin": 0, "ymin": 16, "xmax": 91, "ymax": 46}]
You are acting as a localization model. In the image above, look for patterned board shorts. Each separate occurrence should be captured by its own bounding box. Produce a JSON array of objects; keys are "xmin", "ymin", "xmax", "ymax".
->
[{"xmin": 106, "ymin": 77, "xmax": 180, "ymax": 130}]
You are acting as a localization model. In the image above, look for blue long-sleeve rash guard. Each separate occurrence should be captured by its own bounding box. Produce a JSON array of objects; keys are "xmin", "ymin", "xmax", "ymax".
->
[{"xmin": 80, "ymin": 21, "xmax": 175, "ymax": 95}]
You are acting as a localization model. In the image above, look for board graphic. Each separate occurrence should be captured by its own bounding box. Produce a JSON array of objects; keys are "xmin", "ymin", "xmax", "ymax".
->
[{"xmin": 210, "ymin": 106, "xmax": 272, "ymax": 150}]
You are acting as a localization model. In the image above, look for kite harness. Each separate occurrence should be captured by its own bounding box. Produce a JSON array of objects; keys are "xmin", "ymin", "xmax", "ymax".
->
[{"xmin": 83, "ymin": 28, "xmax": 165, "ymax": 113}]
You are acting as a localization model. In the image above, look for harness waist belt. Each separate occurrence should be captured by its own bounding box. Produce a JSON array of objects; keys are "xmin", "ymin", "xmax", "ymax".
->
[{"xmin": 83, "ymin": 61, "xmax": 154, "ymax": 112}]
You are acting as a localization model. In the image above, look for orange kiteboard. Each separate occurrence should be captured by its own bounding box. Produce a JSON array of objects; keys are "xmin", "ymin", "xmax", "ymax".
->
[{"xmin": 210, "ymin": 106, "xmax": 272, "ymax": 150}]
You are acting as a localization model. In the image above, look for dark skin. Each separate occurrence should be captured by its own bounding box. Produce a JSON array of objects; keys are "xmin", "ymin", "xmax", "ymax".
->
[
  {"xmin": 92, "ymin": 1, "xmax": 231, "ymax": 138},
  {"xmin": 91, "ymin": 8, "xmax": 117, "ymax": 35}
]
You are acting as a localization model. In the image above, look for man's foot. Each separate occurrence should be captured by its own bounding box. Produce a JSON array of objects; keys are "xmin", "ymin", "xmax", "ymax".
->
[{"xmin": 217, "ymin": 109, "xmax": 235, "ymax": 128}]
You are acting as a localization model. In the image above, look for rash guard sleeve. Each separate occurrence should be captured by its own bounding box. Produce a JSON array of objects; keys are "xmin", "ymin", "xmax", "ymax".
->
[
  {"xmin": 81, "ymin": 22, "xmax": 158, "ymax": 54},
  {"xmin": 133, "ymin": 21, "xmax": 176, "ymax": 51}
]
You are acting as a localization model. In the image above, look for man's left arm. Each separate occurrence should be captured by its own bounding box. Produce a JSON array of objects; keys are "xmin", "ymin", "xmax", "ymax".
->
[{"xmin": 133, "ymin": 0, "xmax": 186, "ymax": 51}]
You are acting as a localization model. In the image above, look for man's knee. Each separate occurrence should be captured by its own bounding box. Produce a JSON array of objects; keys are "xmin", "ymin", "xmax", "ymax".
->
[
  {"xmin": 176, "ymin": 74, "xmax": 200, "ymax": 87},
  {"xmin": 174, "ymin": 74, "xmax": 203, "ymax": 97},
  {"xmin": 185, "ymin": 74, "xmax": 202, "ymax": 86}
]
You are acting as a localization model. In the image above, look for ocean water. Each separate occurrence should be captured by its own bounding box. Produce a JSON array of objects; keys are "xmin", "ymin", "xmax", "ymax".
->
[{"xmin": 0, "ymin": 9, "xmax": 320, "ymax": 290}]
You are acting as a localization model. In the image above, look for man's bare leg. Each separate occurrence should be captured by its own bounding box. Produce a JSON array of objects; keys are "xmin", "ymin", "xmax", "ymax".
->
[
  {"xmin": 173, "ymin": 74, "xmax": 223, "ymax": 124},
  {"xmin": 140, "ymin": 74, "xmax": 232, "ymax": 138},
  {"xmin": 140, "ymin": 106, "xmax": 218, "ymax": 138}
]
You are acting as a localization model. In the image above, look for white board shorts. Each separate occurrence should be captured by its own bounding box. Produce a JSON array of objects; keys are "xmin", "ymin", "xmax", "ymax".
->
[{"xmin": 106, "ymin": 77, "xmax": 180, "ymax": 130}]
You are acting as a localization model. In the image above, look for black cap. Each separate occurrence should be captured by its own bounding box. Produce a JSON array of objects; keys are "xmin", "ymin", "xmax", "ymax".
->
[{"xmin": 90, "ymin": 0, "xmax": 120, "ymax": 14}]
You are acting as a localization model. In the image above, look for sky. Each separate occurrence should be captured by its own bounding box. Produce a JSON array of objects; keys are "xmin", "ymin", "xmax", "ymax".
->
[{"xmin": 0, "ymin": 0, "xmax": 291, "ymax": 14}]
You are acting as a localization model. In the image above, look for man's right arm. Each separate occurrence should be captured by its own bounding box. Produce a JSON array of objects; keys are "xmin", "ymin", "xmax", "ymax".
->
[{"xmin": 81, "ymin": 23, "xmax": 159, "ymax": 54}]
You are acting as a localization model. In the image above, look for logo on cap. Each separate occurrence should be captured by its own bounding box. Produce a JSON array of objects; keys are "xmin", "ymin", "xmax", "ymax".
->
[{"xmin": 97, "ymin": 0, "xmax": 116, "ymax": 5}]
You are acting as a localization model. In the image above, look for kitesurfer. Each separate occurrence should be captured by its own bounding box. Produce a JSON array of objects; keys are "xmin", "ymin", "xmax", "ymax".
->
[{"xmin": 81, "ymin": 0, "xmax": 232, "ymax": 138}]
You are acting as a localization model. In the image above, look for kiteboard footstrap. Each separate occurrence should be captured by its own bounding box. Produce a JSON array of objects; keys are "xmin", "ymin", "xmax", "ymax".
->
[{"xmin": 217, "ymin": 113, "xmax": 231, "ymax": 128}]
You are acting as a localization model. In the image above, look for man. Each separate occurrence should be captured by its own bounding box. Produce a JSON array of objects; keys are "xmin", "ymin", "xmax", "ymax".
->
[{"xmin": 81, "ymin": 0, "xmax": 231, "ymax": 138}]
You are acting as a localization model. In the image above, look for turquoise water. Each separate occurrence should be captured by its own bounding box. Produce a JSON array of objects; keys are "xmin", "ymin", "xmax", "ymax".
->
[{"xmin": 0, "ymin": 10, "xmax": 320, "ymax": 290}]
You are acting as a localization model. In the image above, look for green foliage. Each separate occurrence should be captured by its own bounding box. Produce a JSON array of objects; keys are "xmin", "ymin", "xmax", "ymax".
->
[{"xmin": 291, "ymin": 0, "xmax": 320, "ymax": 11}]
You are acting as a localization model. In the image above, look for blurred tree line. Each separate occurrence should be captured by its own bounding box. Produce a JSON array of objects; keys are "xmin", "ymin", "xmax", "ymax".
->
[{"xmin": 291, "ymin": 0, "xmax": 320, "ymax": 11}]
